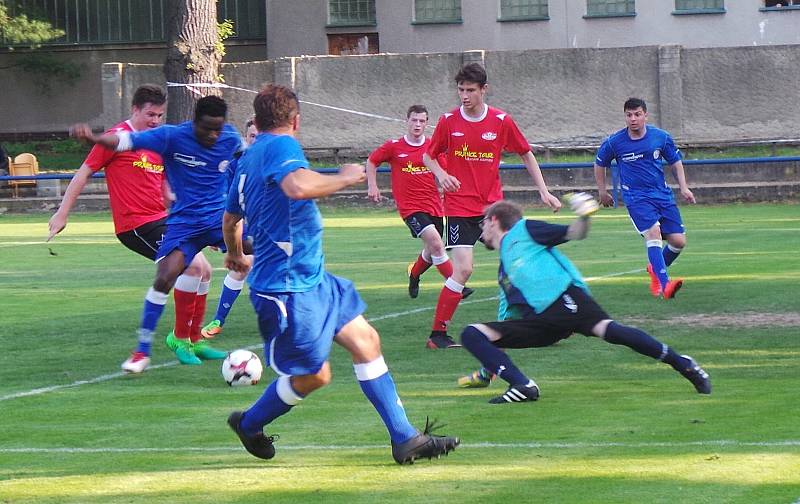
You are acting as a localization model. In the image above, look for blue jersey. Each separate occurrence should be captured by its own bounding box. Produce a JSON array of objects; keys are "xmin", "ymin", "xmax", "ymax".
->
[
  {"xmin": 226, "ymin": 133, "xmax": 324, "ymax": 293},
  {"xmin": 130, "ymin": 122, "xmax": 241, "ymax": 228},
  {"xmin": 595, "ymin": 126, "xmax": 681, "ymax": 204}
]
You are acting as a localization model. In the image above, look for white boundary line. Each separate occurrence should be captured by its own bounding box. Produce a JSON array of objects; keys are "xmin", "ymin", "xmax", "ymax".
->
[{"xmin": 0, "ymin": 268, "xmax": 644, "ymax": 403}]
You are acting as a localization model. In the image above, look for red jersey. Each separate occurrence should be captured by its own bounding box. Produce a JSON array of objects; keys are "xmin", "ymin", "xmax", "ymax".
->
[
  {"xmin": 83, "ymin": 121, "xmax": 167, "ymax": 234},
  {"xmin": 427, "ymin": 105, "xmax": 531, "ymax": 217},
  {"xmin": 368, "ymin": 135, "xmax": 444, "ymax": 219}
]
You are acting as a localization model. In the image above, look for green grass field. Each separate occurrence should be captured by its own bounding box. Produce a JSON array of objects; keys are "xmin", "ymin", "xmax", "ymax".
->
[{"xmin": 1, "ymin": 204, "xmax": 798, "ymax": 503}]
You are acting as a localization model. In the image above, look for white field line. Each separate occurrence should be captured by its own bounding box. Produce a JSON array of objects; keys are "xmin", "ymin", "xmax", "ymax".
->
[
  {"xmin": 1, "ymin": 440, "xmax": 799, "ymax": 454},
  {"xmin": 0, "ymin": 268, "xmax": 643, "ymax": 403}
]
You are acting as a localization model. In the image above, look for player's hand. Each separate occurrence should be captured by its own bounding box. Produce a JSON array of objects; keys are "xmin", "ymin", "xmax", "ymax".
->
[
  {"xmin": 541, "ymin": 192, "xmax": 562, "ymax": 213},
  {"xmin": 598, "ymin": 192, "xmax": 615, "ymax": 207},
  {"xmin": 682, "ymin": 188, "xmax": 696, "ymax": 204},
  {"xmin": 224, "ymin": 253, "xmax": 252, "ymax": 274},
  {"xmin": 69, "ymin": 123, "xmax": 94, "ymax": 144},
  {"xmin": 437, "ymin": 173, "xmax": 461, "ymax": 192},
  {"xmin": 340, "ymin": 163, "xmax": 366, "ymax": 185},
  {"xmin": 47, "ymin": 213, "xmax": 66, "ymax": 242},
  {"xmin": 565, "ymin": 192, "xmax": 600, "ymax": 217},
  {"xmin": 367, "ymin": 185, "xmax": 383, "ymax": 202}
]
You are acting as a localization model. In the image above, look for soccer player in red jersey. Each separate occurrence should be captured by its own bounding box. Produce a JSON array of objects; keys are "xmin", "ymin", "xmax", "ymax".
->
[
  {"xmin": 422, "ymin": 63, "xmax": 562, "ymax": 349},
  {"xmin": 366, "ymin": 105, "xmax": 474, "ymax": 301},
  {"xmin": 48, "ymin": 85, "xmax": 213, "ymax": 373}
]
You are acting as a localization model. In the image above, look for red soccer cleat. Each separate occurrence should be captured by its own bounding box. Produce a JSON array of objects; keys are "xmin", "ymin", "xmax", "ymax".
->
[
  {"xmin": 662, "ymin": 278, "xmax": 684, "ymax": 299},
  {"xmin": 646, "ymin": 264, "xmax": 661, "ymax": 297}
]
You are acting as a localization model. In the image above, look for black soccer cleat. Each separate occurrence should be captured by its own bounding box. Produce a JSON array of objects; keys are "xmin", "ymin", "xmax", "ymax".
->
[
  {"xmin": 489, "ymin": 382, "xmax": 540, "ymax": 404},
  {"xmin": 679, "ymin": 355, "xmax": 712, "ymax": 394},
  {"xmin": 227, "ymin": 411, "xmax": 278, "ymax": 460},
  {"xmin": 407, "ymin": 263, "xmax": 420, "ymax": 299},
  {"xmin": 461, "ymin": 286, "xmax": 475, "ymax": 300},
  {"xmin": 391, "ymin": 418, "xmax": 460, "ymax": 465},
  {"xmin": 426, "ymin": 331, "xmax": 461, "ymax": 349}
]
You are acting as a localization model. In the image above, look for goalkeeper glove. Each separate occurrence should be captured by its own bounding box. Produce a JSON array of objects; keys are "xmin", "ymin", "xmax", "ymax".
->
[{"xmin": 565, "ymin": 192, "xmax": 600, "ymax": 217}]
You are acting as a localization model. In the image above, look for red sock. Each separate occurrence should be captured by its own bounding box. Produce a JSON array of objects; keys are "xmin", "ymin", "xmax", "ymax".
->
[
  {"xmin": 432, "ymin": 284, "xmax": 463, "ymax": 332},
  {"xmin": 173, "ymin": 288, "xmax": 197, "ymax": 340},
  {"xmin": 434, "ymin": 259, "xmax": 453, "ymax": 279},
  {"xmin": 189, "ymin": 293, "xmax": 208, "ymax": 343},
  {"xmin": 410, "ymin": 254, "xmax": 432, "ymax": 279}
]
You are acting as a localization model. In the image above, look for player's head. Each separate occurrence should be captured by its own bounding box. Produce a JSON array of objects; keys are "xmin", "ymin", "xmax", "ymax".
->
[
  {"xmin": 129, "ymin": 84, "xmax": 166, "ymax": 131},
  {"xmin": 623, "ymin": 97, "xmax": 648, "ymax": 134},
  {"xmin": 406, "ymin": 105, "xmax": 428, "ymax": 139},
  {"xmin": 245, "ymin": 117, "xmax": 258, "ymax": 146},
  {"xmin": 253, "ymin": 84, "xmax": 300, "ymax": 133},
  {"xmin": 481, "ymin": 200, "xmax": 523, "ymax": 250},
  {"xmin": 193, "ymin": 95, "xmax": 228, "ymax": 148},
  {"xmin": 455, "ymin": 63, "xmax": 488, "ymax": 113}
]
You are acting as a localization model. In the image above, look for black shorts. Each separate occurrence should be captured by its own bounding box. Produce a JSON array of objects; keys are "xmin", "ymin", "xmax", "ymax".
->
[
  {"xmin": 484, "ymin": 285, "xmax": 610, "ymax": 349},
  {"xmin": 404, "ymin": 212, "xmax": 444, "ymax": 238},
  {"xmin": 445, "ymin": 215, "xmax": 484, "ymax": 249},
  {"xmin": 116, "ymin": 217, "xmax": 167, "ymax": 261}
]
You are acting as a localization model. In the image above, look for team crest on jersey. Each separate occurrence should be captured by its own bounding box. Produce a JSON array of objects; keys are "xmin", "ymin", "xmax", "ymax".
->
[
  {"xmin": 481, "ymin": 132, "xmax": 497, "ymax": 141},
  {"xmin": 653, "ymin": 149, "xmax": 661, "ymax": 159},
  {"xmin": 218, "ymin": 160, "xmax": 230, "ymax": 172}
]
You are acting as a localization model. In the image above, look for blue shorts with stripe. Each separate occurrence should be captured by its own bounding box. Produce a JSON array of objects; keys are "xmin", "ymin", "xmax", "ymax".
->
[
  {"xmin": 626, "ymin": 198, "xmax": 685, "ymax": 235},
  {"xmin": 249, "ymin": 272, "xmax": 367, "ymax": 376},
  {"xmin": 155, "ymin": 222, "xmax": 226, "ymax": 267}
]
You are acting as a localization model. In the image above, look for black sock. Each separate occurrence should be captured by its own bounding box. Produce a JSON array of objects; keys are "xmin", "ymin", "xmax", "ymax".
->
[
  {"xmin": 461, "ymin": 326, "xmax": 529, "ymax": 385},
  {"xmin": 603, "ymin": 321, "xmax": 685, "ymax": 367}
]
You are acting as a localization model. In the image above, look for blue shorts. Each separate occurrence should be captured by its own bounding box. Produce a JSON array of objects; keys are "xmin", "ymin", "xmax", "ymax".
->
[
  {"xmin": 249, "ymin": 272, "xmax": 367, "ymax": 376},
  {"xmin": 627, "ymin": 198, "xmax": 685, "ymax": 235},
  {"xmin": 155, "ymin": 223, "xmax": 226, "ymax": 267}
]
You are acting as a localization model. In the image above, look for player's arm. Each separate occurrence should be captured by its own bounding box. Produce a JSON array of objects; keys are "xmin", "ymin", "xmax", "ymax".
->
[
  {"xmin": 593, "ymin": 140, "xmax": 615, "ymax": 207},
  {"xmin": 365, "ymin": 159, "xmax": 383, "ymax": 202},
  {"xmin": 423, "ymin": 152, "xmax": 460, "ymax": 192},
  {"xmin": 669, "ymin": 160, "xmax": 696, "ymax": 204},
  {"xmin": 565, "ymin": 192, "xmax": 599, "ymax": 240},
  {"xmin": 70, "ymin": 123, "xmax": 122, "ymax": 151},
  {"xmin": 521, "ymin": 151, "xmax": 561, "ymax": 212},
  {"xmin": 281, "ymin": 164, "xmax": 365, "ymax": 200},
  {"xmin": 222, "ymin": 211, "xmax": 251, "ymax": 275},
  {"xmin": 47, "ymin": 163, "xmax": 95, "ymax": 241}
]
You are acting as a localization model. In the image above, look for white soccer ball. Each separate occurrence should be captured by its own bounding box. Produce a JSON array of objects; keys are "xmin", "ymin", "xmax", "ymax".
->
[{"xmin": 222, "ymin": 349, "xmax": 263, "ymax": 386}]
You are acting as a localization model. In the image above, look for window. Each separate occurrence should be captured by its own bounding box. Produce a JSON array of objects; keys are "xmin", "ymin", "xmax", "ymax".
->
[
  {"xmin": 499, "ymin": 0, "xmax": 549, "ymax": 20},
  {"xmin": 328, "ymin": 0, "xmax": 376, "ymax": 27},
  {"xmin": 328, "ymin": 33, "xmax": 379, "ymax": 55},
  {"xmin": 675, "ymin": 0, "xmax": 724, "ymax": 9},
  {"xmin": 585, "ymin": 0, "xmax": 635, "ymax": 17},
  {"xmin": 764, "ymin": 0, "xmax": 799, "ymax": 6},
  {"xmin": 413, "ymin": 0, "xmax": 462, "ymax": 24}
]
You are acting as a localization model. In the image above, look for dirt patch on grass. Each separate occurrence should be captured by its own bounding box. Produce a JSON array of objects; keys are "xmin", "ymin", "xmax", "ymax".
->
[{"xmin": 629, "ymin": 312, "xmax": 800, "ymax": 328}]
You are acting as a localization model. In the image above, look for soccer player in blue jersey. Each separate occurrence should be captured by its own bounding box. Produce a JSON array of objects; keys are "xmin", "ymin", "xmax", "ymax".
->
[
  {"xmin": 222, "ymin": 84, "xmax": 459, "ymax": 464},
  {"xmin": 72, "ymin": 96, "xmax": 243, "ymax": 367},
  {"xmin": 457, "ymin": 196, "xmax": 711, "ymax": 403},
  {"xmin": 594, "ymin": 98, "xmax": 696, "ymax": 299}
]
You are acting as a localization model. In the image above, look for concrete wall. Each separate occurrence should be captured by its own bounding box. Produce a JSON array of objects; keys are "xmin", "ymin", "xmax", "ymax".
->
[{"xmin": 267, "ymin": 0, "xmax": 800, "ymax": 59}]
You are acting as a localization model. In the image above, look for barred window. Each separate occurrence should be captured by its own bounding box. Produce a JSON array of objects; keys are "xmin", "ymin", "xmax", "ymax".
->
[
  {"xmin": 586, "ymin": 0, "xmax": 635, "ymax": 16},
  {"xmin": 764, "ymin": 0, "xmax": 799, "ymax": 6},
  {"xmin": 328, "ymin": 0, "xmax": 376, "ymax": 27},
  {"xmin": 414, "ymin": 0, "xmax": 462, "ymax": 23},
  {"xmin": 674, "ymin": 0, "xmax": 724, "ymax": 10},
  {"xmin": 499, "ymin": 0, "xmax": 549, "ymax": 20}
]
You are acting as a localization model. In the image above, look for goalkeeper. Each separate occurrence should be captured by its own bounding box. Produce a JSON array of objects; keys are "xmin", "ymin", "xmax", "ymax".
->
[{"xmin": 456, "ymin": 194, "xmax": 711, "ymax": 403}]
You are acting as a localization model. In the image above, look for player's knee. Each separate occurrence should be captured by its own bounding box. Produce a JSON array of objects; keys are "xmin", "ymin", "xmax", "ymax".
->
[
  {"xmin": 460, "ymin": 325, "xmax": 488, "ymax": 349},
  {"xmin": 667, "ymin": 235, "xmax": 686, "ymax": 249}
]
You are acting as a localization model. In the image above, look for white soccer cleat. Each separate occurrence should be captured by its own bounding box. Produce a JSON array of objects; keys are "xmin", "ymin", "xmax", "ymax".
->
[{"xmin": 121, "ymin": 351, "xmax": 150, "ymax": 373}]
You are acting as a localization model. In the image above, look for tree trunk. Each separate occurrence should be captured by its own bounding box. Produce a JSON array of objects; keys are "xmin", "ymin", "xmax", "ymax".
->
[{"xmin": 164, "ymin": 0, "xmax": 221, "ymax": 124}]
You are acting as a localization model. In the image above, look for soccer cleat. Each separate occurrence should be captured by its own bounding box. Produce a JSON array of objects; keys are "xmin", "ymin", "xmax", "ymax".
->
[
  {"xmin": 407, "ymin": 263, "xmax": 420, "ymax": 299},
  {"xmin": 426, "ymin": 332, "xmax": 461, "ymax": 349},
  {"xmin": 679, "ymin": 355, "xmax": 711, "ymax": 394},
  {"xmin": 192, "ymin": 339, "xmax": 228, "ymax": 360},
  {"xmin": 457, "ymin": 368, "xmax": 494, "ymax": 388},
  {"xmin": 121, "ymin": 351, "xmax": 150, "ymax": 374},
  {"xmin": 201, "ymin": 319, "xmax": 223, "ymax": 339},
  {"xmin": 646, "ymin": 264, "xmax": 661, "ymax": 297},
  {"xmin": 391, "ymin": 417, "xmax": 460, "ymax": 465},
  {"xmin": 165, "ymin": 331, "xmax": 202, "ymax": 365},
  {"xmin": 461, "ymin": 286, "xmax": 475, "ymax": 300},
  {"xmin": 662, "ymin": 278, "xmax": 684, "ymax": 299},
  {"xmin": 488, "ymin": 382, "xmax": 540, "ymax": 404},
  {"xmin": 227, "ymin": 411, "xmax": 277, "ymax": 460}
]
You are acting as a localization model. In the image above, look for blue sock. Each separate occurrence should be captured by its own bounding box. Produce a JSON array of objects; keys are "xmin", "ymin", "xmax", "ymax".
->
[
  {"xmin": 647, "ymin": 240, "xmax": 669, "ymax": 289},
  {"xmin": 138, "ymin": 288, "xmax": 167, "ymax": 355},
  {"xmin": 662, "ymin": 244, "xmax": 682, "ymax": 267},
  {"xmin": 603, "ymin": 321, "xmax": 676, "ymax": 362},
  {"xmin": 214, "ymin": 274, "xmax": 244, "ymax": 324},
  {"xmin": 461, "ymin": 325, "xmax": 530, "ymax": 386},
  {"xmin": 241, "ymin": 376, "xmax": 301, "ymax": 436},
  {"xmin": 355, "ymin": 357, "xmax": 418, "ymax": 444}
]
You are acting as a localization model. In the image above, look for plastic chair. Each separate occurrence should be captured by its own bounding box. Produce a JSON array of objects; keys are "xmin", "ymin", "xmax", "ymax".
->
[{"xmin": 8, "ymin": 153, "xmax": 39, "ymax": 198}]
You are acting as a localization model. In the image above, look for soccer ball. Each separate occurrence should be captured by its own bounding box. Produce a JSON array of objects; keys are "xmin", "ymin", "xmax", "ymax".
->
[{"xmin": 221, "ymin": 349, "xmax": 263, "ymax": 386}]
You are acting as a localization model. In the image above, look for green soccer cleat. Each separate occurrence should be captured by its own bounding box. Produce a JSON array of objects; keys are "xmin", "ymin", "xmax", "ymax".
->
[
  {"xmin": 201, "ymin": 319, "xmax": 223, "ymax": 339},
  {"xmin": 192, "ymin": 339, "xmax": 228, "ymax": 360},
  {"xmin": 165, "ymin": 331, "xmax": 202, "ymax": 365},
  {"xmin": 457, "ymin": 368, "xmax": 494, "ymax": 388}
]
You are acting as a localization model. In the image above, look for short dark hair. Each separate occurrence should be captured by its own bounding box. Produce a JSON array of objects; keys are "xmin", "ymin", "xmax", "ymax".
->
[
  {"xmin": 624, "ymin": 97, "xmax": 647, "ymax": 112},
  {"xmin": 455, "ymin": 63, "xmax": 487, "ymax": 87},
  {"xmin": 132, "ymin": 84, "xmax": 166, "ymax": 108},
  {"xmin": 194, "ymin": 95, "xmax": 228, "ymax": 122},
  {"xmin": 484, "ymin": 200, "xmax": 523, "ymax": 232},
  {"xmin": 253, "ymin": 84, "xmax": 299, "ymax": 131},
  {"xmin": 245, "ymin": 117, "xmax": 255, "ymax": 129},
  {"xmin": 406, "ymin": 104, "xmax": 428, "ymax": 118}
]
